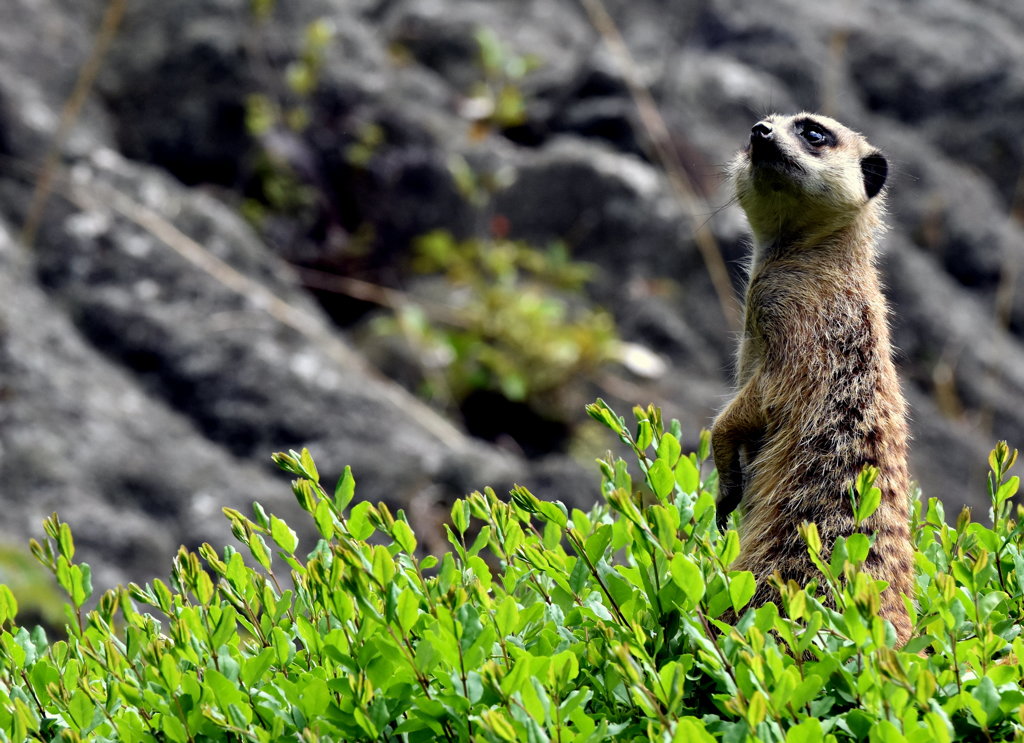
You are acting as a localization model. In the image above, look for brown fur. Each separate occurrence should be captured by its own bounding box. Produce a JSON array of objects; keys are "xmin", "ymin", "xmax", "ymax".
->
[{"xmin": 712, "ymin": 113, "xmax": 915, "ymax": 645}]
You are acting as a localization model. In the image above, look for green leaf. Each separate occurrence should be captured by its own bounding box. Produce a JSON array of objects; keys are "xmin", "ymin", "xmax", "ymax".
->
[
  {"xmin": 298, "ymin": 677, "xmax": 330, "ymax": 719},
  {"xmin": 800, "ymin": 521, "xmax": 821, "ymax": 555},
  {"xmin": 67, "ymin": 689, "xmax": 94, "ymax": 731},
  {"xmin": 349, "ymin": 501, "xmax": 375, "ymax": 541},
  {"xmin": 719, "ymin": 529, "xmax": 740, "ymax": 565},
  {"xmin": 292, "ymin": 478, "xmax": 317, "ymax": 513},
  {"xmin": 252, "ymin": 502, "xmax": 270, "ymax": 529},
  {"xmin": 392, "ymin": 519, "xmax": 417, "ymax": 554},
  {"xmin": 923, "ymin": 711, "xmax": 952, "ymax": 743},
  {"xmin": 57, "ymin": 561, "xmax": 93, "ymax": 609},
  {"xmin": 314, "ymin": 498, "xmax": 334, "ymax": 539},
  {"xmin": 536, "ymin": 500, "xmax": 568, "ymax": 528},
  {"xmin": 0, "ymin": 586, "xmax": 17, "ymax": 625},
  {"xmin": 669, "ymin": 554, "xmax": 705, "ymax": 606},
  {"xmin": 457, "ymin": 603, "xmax": 484, "ymax": 649},
  {"xmin": 371, "ymin": 545, "xmax": 396, "ymax": 586},
  {"xmin": 240, "ymin": 648, "xmax": 275, "ymax": 688},
  {"xmin": 28, "ymin": 660, "xmax": 59, "ymax": 706},
  {"xmin": 971, "ymin": 676, "xmax": 1001, "ymax": 727},
  {"xmin": 495, "ymin": 595, "xmax": 519, "ymax": 636},
  {"xmin": 248, "ymin": 533, "xmax": 272, "ymax": 571},
  {"xmin": 299, "ymin": 448, "xmax": 319, "ymax": 482},
  {"xmin": 650, "ymin": 505, "xmax": 681, "ymax": 550},
  {"xmin": 452, "ymin": 498, "xmax": 470, "ymax": 534},
  {"xmin": 657, "ymin": 433, "xmax": 681, "ymax": 466},
  {"xmin": 549, "ymin": 649, "xmax": 579, "ymax": 690},
  {"xmin": 871, "ymin": 719, "xmax": 907, "ymax": 743},
  {"xmin": 270, "ymin": 515, "xmax": 298, "ymax": 554},
  {"xmin": 467, "ymin": 525, "xmax": 490, "ymax": 557},
  {"xmin": 648, "ymin": 458, "xmax": 675, "ymax": 500},
  {"xmin": 675, "ymin": 456, "xmax": 700, "ymax": 495},
  {"xmin": 271, "ymin": 451, "xmax": 300, "ymax": 476},
  {"xmin": 209, "ymin": 605, "xmax": 239, "ymax": 649},
  {"xmin": 729, "ymin": 571, "xmax": 756, "ymax": 611},
  {"xmin": 672, "ymin": 717, "xmax": 716, "ymax": 743},
  {"xmin": 205, "ymin": 668, "xmax": 249, "ymax": 714},
  {"xmin": 585, "ymin": 524, "xmax": 613, "ymax": 565},
  {"xmin": 480, "ymin": 708, "xmax": 519, "ymax": 741},
  {"xmin": 58, "ymin": 522, "xmax": 75, "ymax": 562},
  {"xmin": 857, "ymin": 485, "xmax": 882, "ymax": 523},
  {"xmin": 789, "ymin": 674, "xmax": 823, "ymax": 709},
  {"xmin": 636, "ymin": 419, "xmax": 653, "ymax": 450},
  {"xmin": 396, "ymin": 588, "xmax": 420, "ymax": 633},
  {"xmin": 334, "ymin": 466, "xmax": 356, "ymax": 512},
  {"xmin": 786, "ymin": 718, "xmax": 824, "ymax": 743},
  {"xmin": 586, "ymin": 399, "xmax": 625, "ymax": 435},
  {"xmin": 271, "ymin": 626, "xmax": 292, "ymax": 666},
  {"xmin": 746, "ymin": 690, "xmax": 767, "ymax": 727},
  {"xmin": 996, "ymin": 476, "xmax": 1019, "ymax": 504},
  {"xmin": 159, "ymin": 712, "xmax": 189, "ymax": 743},
  {"xmin": 846, "ymin": 533, "xmax": 871, "ymax": 564}
]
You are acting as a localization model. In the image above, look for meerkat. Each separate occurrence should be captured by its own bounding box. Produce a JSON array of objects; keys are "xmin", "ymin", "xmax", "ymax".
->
[{"xmin": 712, "ymin": 112, "xmax": 915, "ymax": 645}]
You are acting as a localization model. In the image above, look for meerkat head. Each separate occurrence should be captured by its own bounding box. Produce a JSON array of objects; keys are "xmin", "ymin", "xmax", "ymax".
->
[{"xmin": 730, "ymin": 112, "xmax": 888, "ymax": 247}]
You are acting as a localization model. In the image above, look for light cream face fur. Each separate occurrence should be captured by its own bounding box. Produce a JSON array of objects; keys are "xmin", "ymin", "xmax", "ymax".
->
[{"xmin": 729, "ymin": 112, "xmax": 888, "ymax": 247}]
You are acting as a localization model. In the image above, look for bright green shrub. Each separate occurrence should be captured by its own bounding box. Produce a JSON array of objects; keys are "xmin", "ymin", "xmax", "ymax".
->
[{"xmin": 2, "ymin": 401, "xmax": 1024, "ymax": 741}]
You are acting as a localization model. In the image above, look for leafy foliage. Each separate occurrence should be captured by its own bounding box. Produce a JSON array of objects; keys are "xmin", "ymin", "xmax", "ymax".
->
[
  {"xmin": 2, "ymin": 402, "xmax": 1024, "ymax": 741},
  {"xmin": 463, "ymin": 27, "xmax": 541, "ymax": 136},
  {"xmin": 376, "ymin": 230, "xmax": 618, "ymax": 412},
  {"xmin": 241, "ymin": 11, "xmax": 333, "ymax": 227}
]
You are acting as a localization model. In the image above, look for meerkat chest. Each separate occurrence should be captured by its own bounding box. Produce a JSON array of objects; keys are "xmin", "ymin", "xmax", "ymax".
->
[{"xmin": 742, "ymin": 265, "xmax": 884, "ymax": 381}]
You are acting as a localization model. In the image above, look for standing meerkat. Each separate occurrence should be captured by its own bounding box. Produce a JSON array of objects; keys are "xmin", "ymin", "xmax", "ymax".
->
[{"xmin": 712, "ymin": 112, "xmax": 915, "ymax": 645}]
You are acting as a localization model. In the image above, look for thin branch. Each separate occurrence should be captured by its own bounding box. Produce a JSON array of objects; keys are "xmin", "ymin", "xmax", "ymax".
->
[
  {"xmin": 293, "ymin": 265, "xmax": 469, "ymax": 327},
  {"xmin": 579, "ymin": 0, "xmax": 740, "ymax": 330},
  {"xmin": 21, "ymin": 0, "xmax": 127, "ymax": 248},
  {"xmin": 61, "ymin": 175, "xmax": 469, "ymax": 450}
]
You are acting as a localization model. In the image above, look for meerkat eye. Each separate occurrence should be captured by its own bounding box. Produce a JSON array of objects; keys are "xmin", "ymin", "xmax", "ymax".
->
[
  {"xmin": 804, "ymin": 128, "xmax": 825, "ymax": 145},
  {"xmin": 798, "ymin": 122, "xmax": 833, "ymax": 147}
]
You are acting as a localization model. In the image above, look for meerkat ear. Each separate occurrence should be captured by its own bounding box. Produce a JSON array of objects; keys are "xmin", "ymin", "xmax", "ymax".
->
[{"xmin": 861, "ymin": 152, "xmax": 888, "ymax": 199}]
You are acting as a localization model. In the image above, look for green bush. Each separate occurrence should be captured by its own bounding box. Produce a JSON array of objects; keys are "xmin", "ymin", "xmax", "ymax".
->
[{"xmin": 1, "ymin": 401, "xmax": 1024, "ymax": 741}]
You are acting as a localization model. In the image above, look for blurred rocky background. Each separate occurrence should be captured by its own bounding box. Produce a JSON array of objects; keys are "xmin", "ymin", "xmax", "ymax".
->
[{"xmin": 1, "ymin": 0, "xmax": 1022, "ymax": 590}]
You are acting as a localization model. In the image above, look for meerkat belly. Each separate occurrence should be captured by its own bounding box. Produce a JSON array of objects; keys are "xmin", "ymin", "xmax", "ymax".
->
[{"xmin": 735, "ymin": 298, "xmax": 892, "ymax": 569}]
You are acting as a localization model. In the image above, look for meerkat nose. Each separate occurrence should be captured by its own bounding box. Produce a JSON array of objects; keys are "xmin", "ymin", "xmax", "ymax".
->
[{"xmin": 751, "ymin": 122, "xmax": 773, "ymax": 142}]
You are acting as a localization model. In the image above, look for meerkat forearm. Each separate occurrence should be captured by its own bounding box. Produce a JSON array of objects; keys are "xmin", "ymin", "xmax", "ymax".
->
[{"xmin": 711, "ymin": 377, "xmax": 765, "ymax": 526}]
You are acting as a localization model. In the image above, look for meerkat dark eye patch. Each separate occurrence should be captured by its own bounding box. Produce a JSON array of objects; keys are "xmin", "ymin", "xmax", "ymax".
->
[
  {"xmin": 795, "ymin": 119, "xmax": 836, "ymax": 150},
  {"xmin": 861, "ymin": 153, "xmax": 888, "ymax": 198}
]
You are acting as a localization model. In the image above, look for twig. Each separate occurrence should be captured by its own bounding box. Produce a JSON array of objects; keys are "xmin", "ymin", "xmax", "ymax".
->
[
  {"xmin": 293, "ymin": 265, "xmax": 469, "ymax": 327},
  {"xmin": 579, "ymin": 0, "xmax": 740, "ymax": 329},
  {"xmin": 61, "ymin": 175, "xmax": 469, "ymax": 451},
  {"xmin": 21, "ymin": 0, "xmax": 127, "ymax": 248}
]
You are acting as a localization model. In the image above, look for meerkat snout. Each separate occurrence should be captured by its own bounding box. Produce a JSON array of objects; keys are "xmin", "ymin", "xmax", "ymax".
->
[{"xmin": 750, "ymin": 121, "xmax": 773, "ymax": 141}]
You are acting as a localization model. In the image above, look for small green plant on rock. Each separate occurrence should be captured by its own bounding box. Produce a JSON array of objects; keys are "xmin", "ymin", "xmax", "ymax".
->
[
  {"xmin": 376, "ymin": 230, "xmax": 618, "ymax": 417},
  {"xmin": 1, "ymin": 402, "xmax": 1024, "ymax": 741},
  {"xmin": 463, "ymin": 28, "xmax": 541, "ymax": 137},
  {"xmin": 241, "ymin": 10, "xmax": 334, "ymax": 227}
]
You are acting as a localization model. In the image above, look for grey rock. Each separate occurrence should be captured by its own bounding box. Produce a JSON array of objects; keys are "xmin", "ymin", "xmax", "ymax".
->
[
  {"xmin": 0, "ymin": 216, "xmax": 295, "ymax": 589},
  {"xmin": 845, "ymin": 0, "xmax": 1024, "ymax": 203},
  {"xmin": 3, "ymin": 0, "xmax": 1024, "ymax": 591}
]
